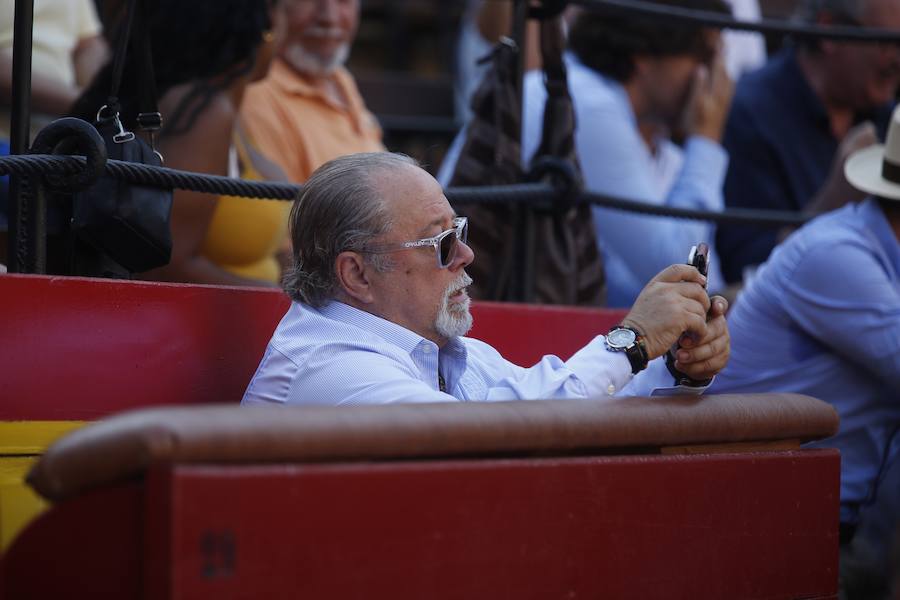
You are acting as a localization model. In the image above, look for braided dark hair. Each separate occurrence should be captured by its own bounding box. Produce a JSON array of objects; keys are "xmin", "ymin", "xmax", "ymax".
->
[
  {"xmin": 72, "ymin": 0, "xmax": 275, "ymax": 137},
  {"xmin": 568, "ymin": 0, "xmax": 731, "ymax": 83}
]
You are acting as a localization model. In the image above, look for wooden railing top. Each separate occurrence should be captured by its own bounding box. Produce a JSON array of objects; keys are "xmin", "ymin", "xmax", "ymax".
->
[{"xmin": 29, "ymin": 394, "xmax": 839, "ymax": 502}]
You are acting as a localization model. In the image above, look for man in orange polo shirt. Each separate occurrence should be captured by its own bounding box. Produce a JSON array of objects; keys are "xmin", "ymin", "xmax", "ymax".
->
[{"xmin": 240, "ymin": 0, "xmax": 384, "ymax": 185}]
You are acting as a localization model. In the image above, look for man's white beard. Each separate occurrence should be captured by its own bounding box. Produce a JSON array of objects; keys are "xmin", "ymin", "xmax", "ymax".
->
[
  {"xmin": 435, "ymin": 273, "xmax": 473, "ymax": 339},
  {"xmin": 282, "ymin": 41, "xmax": 350, "ymax": 77}
]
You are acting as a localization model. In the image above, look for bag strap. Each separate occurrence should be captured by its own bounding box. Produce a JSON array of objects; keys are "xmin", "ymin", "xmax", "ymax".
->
[
  {"xmin": 104, "ymin": 0, "xmax": 138, "ymax": 117},
  {"xmin": 98, "ymin": 0, "xmax": 163, "ymax": 156},
  {"xmin": 131, "ymin": 0, "xmax": 162, "ymax": 156}
]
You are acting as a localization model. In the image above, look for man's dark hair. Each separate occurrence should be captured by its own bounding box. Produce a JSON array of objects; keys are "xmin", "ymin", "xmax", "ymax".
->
[{"xmin": 568, "ymin": 0, "xmax": 731, "ymax": 82}]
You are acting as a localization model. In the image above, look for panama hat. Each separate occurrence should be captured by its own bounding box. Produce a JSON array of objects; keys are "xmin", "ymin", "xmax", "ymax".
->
[{"xmin": 845, "ymin": 104, "xmax": 900, "ymax": 200}]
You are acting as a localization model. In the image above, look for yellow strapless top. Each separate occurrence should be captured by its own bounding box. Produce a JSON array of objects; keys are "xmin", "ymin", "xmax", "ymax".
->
[{"xmin": 200, "ymin": 127, "xmax": 291, "ymax": 283}]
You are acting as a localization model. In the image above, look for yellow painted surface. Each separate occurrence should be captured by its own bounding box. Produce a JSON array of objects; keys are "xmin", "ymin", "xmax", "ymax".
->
[
  {"xmin": 0, "ymin": 421, "xmax": 87, "ymax": 455},
  {"xmin": 0, "ymin": 457, "xmax": 50, "ymax": 549},
  {"xmin": 0, "ymin": 421, "xmax": 87, "ymax": 549}
]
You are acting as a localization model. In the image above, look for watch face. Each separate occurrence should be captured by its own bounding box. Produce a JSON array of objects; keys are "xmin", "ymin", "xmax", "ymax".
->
[{"xmin": 607, "ymin": 328, "xmax": 636, "ymax": 349}]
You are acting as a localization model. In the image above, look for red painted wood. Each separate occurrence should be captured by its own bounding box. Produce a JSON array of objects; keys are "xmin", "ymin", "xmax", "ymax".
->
[
  {"xmin": 0, "ymin": 449, "xmax": 841, "ymax": 598},
  {"xmin": 0, "ymin": 274, "xmax": 626, "ymax": 420},
  {"xmin": 0, "ymin": 482, "xmax": 143, "ymax": 600},
  {"xmin": 466, "ymin": 301, "xmax": 627, "ymax": 366},
  {"xmin": 1, "ymin": 274, "xmax": 288, "ymax": 420},
  {"xmin": 134, "ymin": 450, "xmax": 836, "ymax": 599}
]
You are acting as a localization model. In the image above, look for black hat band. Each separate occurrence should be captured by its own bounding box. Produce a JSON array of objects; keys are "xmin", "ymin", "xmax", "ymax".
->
[{"xmin": 881, "ymin": 157, "xmax": 900, "ymax": 184}]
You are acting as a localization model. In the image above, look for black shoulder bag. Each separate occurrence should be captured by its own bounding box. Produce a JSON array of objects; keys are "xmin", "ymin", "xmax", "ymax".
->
[{"xmin": 73, "ymin": 0, "xmax": 173, "ymax": 275}]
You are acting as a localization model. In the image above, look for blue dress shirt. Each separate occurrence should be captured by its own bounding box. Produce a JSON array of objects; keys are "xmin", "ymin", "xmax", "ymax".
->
[
  {"xmin": 716, "ymin": 48, "xmax": 892, "ymax": 283},
  {"xmin": 710, "ymin": 199, "xmax": 900, "ymax": 523},
  {"xmin": 242, "ymin": 300, "xmax": 705, "ymax": 406},
  {"xmin": 521, "ymin": 54, "xmax": 728, "ymax": 307}
]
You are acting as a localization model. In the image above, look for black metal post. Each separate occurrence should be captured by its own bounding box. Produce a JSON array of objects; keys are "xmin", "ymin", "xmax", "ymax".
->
[
  {"xmin": 509, "ymin": 0, "xmax": 534, "ymax": 301},
  {"xmin": 8, "ymin": 0, "xmax": 36, "ymax": 273},
  {"xmin": 510, "ymin": 0, "xmax": 528, "ymax": 102}
]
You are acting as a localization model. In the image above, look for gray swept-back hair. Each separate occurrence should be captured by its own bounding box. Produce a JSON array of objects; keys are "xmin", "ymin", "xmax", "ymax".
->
[{"xmin": 284, "ymin": 152, "xmax": 419, "ymax": 306}]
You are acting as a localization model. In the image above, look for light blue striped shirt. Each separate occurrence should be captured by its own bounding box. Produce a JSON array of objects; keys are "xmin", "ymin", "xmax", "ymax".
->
[{"xmin": 242, "ymin": 300, "xmax": 703, "ymax": 406}]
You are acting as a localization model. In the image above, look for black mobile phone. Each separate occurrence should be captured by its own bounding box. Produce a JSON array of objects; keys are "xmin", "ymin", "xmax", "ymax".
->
[
  {"xmin": 665, "ymin": 243, "xmax": 712, "ymax": 384},
  {"xmin": 688, "ymin": 243, "xmax": 710, "ymax": 286}
]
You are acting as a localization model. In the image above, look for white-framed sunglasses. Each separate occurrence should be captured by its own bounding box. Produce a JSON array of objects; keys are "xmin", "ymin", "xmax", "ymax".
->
[{"xmin": 363, "ymin": 217, "xmax": 468, "ymax": 269}]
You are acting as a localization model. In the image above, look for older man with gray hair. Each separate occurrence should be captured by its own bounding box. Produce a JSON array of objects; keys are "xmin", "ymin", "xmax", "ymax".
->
[{"xmin": 243, "ymin": 152, "xmax": 731, "ymax": 406}]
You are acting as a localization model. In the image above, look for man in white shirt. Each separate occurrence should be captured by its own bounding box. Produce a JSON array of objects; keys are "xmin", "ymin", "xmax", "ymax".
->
[{"xmin": 243, "ymin": 152, "xmax": 731, "ymax": 406}]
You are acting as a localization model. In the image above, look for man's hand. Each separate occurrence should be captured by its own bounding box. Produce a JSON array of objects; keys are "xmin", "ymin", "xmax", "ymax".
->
[
  {"xmin": 620, "ymin": 264, "xmax": 711, "ymax": 360},
  {"xmin": 672, "ymin": 296, "xmax": 731, "ymax": 381},
  {"xmin": 686, "ymin": 52, "xmax": 734, "ymax": 143}
]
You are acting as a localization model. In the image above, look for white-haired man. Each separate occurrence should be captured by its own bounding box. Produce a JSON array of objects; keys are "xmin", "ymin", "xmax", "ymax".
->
[
  {"xmin": 243, "ymin": 152, "xmax": 731, "ymax": 406},
  {"xmin": 240, "ymin": 0, "xmax": 384, "ymax": 186}
]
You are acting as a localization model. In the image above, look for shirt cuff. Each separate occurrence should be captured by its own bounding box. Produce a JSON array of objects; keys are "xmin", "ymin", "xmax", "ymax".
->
[
  {"xmin": 649, "ymin": 376, "xmax": 715, "ymax": 397},
  {"xmin": 565, "ymin": 335, "xmax": 634, "ymax": 397}
]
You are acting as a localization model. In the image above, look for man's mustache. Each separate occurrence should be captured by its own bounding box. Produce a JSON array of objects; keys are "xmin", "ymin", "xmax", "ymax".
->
[{"xmin": 447, "ymin": 273, "xmax": 473, "ymax": 297}]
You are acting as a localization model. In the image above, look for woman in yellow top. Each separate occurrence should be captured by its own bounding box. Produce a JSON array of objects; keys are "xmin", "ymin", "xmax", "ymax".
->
[
  {"xmin": 73, "ymin": 0, "xmax": 288, "ymax": 286},
  {"xmin": 200, "ymin": 122, "xmax": 291, "ymax": 284}
]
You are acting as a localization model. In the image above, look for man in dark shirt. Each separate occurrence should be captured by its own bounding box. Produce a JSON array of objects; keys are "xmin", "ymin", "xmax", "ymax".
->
[{"xmin": 716, "ymin": 0, "xmax": 900, "ymax": 284}]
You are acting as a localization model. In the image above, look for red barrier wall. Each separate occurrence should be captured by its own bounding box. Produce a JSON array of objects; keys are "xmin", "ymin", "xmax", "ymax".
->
[
  {"xmin": 1, "ymin": 451, "xmax": 841, "ymax": 599},
  {"xmin": 0, "ymin": 274, "xmax": 626, "ymax": 420}
]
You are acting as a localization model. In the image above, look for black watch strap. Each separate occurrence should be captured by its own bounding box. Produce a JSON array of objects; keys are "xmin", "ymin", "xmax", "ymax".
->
[{"xmin": 625, "ymin": 339, "xmax": 649, "ymax": 375}]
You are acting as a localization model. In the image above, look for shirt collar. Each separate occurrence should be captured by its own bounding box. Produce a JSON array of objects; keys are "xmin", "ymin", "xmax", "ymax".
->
[
  {"xmin": 319, "ymin": 301, "xmax": 428, "ymax": 354},
  {"xmin": 318, "ymin": 301, "xmax": 470, "ymax": 371},
  {"xmin": 565, "ymin": 52, "xmax": 637, "ymax": 128},
  {"xmin": 266, "ymin": 58, "xmax": 356, "ymax": 107},
  {"xmin": 441, "ymin": 336, "xmax": 468, "ymax": 360}
]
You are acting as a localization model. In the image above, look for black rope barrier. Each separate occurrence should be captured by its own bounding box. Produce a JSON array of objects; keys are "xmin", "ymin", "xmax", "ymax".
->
[
  {"xmin": 576, "ymin": 0, "xmax": 900, "ymax": 43},
  {"xmin": 104, "ymin": 159, "xmax": 299, "ymax": 200},
  {"xmin": 0, "ymin": 153, "xmax": 810, "ymax": 228},
  {"xmin": 580, "ymin": 190, "xmax": 808, "ymax": 227},
  {"xmin": 0, "ymin": 154, "xmax": 298, "ymax": 200}
]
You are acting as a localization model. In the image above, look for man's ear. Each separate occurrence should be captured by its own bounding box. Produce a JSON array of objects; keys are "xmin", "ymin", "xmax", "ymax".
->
[{"xmin": 335, "ymin": 251, "xmax": 375, "ymax": 304}]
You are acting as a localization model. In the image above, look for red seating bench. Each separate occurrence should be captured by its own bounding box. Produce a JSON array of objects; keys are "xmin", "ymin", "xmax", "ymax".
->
[
  {"xmin": 4, "ymin": 396, "xmax": 840, "ymax": 599},
  {"xmin": 0, "ymin": 273, "xmax": 627, "ymax": 420}
]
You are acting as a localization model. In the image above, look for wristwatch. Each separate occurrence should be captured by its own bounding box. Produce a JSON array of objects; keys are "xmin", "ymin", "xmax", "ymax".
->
[{"xmin": 605, "ymin": 326, "xmax": 649, "ymax": 374}]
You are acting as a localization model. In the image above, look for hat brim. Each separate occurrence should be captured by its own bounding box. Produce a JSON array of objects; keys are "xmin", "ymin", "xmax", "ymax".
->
[{"xmin": 844, "ymin": 144, "xmax": 900, "ymax": 200}]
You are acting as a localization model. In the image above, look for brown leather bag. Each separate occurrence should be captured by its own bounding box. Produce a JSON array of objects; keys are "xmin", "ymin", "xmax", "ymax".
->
[{"xmin": 447, "ymin": 17, "xmax": 604, "ymax": 305}]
